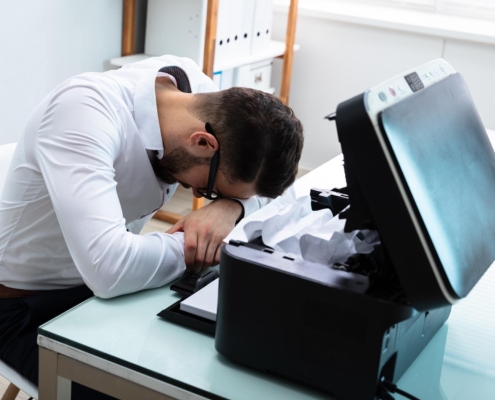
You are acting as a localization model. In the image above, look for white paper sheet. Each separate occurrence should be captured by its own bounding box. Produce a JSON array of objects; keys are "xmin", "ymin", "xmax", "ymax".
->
[
  {"xmin": 243, "ymin": 194, "xmax": 380, "ymax": 266},
  {"xmin": 180, "ymin": 278, "xmax": 219, "ymax": 321}
]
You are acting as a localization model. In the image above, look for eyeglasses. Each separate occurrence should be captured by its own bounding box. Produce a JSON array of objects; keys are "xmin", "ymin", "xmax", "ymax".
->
[{"xmin": 196, "ymin": 123, "xmax": 220, "ymax": 200}]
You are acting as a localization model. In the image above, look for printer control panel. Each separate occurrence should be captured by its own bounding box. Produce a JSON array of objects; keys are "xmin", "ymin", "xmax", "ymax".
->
[{"xmin": 364, "ymin": 58, "xmax": 456, "ymax": 129}]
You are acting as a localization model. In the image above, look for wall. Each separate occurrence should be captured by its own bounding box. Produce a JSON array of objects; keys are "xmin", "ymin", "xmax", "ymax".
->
[
  {"xmin": 4, "ymin": 2, "xmax": 493, "ymax": 168},
  {"xmin": 0, "ymin": 0, "xmax": 123, "ymax": 146},
  {"xmin": 271, "ymin": 11, "xmax": 495, "ymax": 170}
]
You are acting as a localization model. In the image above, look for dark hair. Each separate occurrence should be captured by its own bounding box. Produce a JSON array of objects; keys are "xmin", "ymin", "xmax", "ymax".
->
[{"xmin": 191, "ymin": 87, "xmax": 304, "ymax": 198}]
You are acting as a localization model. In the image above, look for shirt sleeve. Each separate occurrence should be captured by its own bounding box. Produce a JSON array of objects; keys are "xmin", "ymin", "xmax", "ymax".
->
[
  {"xmin": 236, "ymin": 196, "xmax": 272, "ymax": 219},
  {"xmin": 35, "ymin": 85, "xmax": 186, "ymax": 299}
]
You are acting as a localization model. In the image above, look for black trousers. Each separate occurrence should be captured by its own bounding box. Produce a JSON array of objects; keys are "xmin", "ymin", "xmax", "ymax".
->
[{"xmin": 0, "ymin": 285, "xmax": 115, "ymax": 400}]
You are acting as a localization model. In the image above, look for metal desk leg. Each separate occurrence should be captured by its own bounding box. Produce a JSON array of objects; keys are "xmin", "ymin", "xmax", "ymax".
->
[{"xmin": 39, "ymin": 347, "xmax": 71, "ymax": 400}]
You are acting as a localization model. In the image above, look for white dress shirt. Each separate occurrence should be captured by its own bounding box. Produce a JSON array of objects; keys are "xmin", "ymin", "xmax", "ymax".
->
[{"xmin": 0, "ymin": 55, "xmax": 266, "ymax": 298}]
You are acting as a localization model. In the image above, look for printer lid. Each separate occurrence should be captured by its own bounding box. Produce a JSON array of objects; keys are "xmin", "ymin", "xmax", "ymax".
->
[{"xmin": 336, "ymin": 59, "xmax": 495, "ymax": 310}]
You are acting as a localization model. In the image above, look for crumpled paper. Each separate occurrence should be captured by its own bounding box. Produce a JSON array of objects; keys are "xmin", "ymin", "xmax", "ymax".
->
[{"xmin": 243, "ymin": 189, "xmax": 380, "ymax": 265}]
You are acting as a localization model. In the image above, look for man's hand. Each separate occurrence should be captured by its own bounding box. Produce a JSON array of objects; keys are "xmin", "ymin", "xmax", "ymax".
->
[{"xmin": 167, "ymin": 199, "xmax": 243, "ymax": 273}]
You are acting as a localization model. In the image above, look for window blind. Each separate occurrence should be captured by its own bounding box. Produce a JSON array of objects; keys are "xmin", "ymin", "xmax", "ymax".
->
[
  {"xmin": 348, "ymin": 0, "xmax": 495, "ymax": 19},
  {"xmin": 440, "ymin": 0, "xmax": 495, "ymax": 19},
  {"xmin": 357, "ymin": 0, "xmax": 436, "ymax": 12}
]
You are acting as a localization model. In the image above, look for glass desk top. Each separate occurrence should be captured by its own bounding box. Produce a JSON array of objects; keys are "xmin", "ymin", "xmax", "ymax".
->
[
  {"xmin": 39, "ymin": 278, "xmax": 331, "ymax": 400},
  {"xmin": 38, "ymin": 266, "xmax": 495, "ymax": 400},
  {"xmin": 39, "ymin": 132, "xmax": 495, "ymax": 399}
]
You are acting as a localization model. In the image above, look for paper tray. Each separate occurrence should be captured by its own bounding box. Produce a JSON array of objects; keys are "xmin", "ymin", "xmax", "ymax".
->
[{"xmin": 157, "ymin": 299, "xmax": 216, "ymax": 335}]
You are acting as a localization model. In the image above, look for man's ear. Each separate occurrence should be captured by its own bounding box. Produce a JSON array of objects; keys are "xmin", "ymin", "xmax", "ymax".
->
[{"xmin": 187, "ymin": 131, "xmax": 219, "ymax": 157}]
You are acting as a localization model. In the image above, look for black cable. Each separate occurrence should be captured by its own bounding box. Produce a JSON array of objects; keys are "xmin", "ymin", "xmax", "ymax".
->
[
  {"xmin": 381, "ymin": 379, "xmax": 421, "ymax": 400},
  {"xmin": 376, "ymin": 383, "xmax": 395, "ymax": 400}
]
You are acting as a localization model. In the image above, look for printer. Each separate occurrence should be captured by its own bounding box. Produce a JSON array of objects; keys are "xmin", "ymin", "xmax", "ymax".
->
[{"xmin": 214, "ymin": 59, "xmax": 495, "ymax": 399}]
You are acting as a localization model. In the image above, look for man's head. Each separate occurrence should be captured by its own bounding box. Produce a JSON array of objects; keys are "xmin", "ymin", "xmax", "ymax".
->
[{"xmin": 154, "ymin": 86, "xmax": 304, "ymax": 199}]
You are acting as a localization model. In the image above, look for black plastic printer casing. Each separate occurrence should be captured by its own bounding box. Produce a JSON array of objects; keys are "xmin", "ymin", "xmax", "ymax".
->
[
  {"xmin": 215, "ymin": 73, "xmax": 495, "ymax": 399},
  {"xmin": 216, "ymin": 242, "xmax": 450, "ymax": 399}
]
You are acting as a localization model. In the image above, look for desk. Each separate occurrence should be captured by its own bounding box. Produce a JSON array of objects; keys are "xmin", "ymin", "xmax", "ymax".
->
[{"xmin": 38, "ymin": 131, "xmax": 495, "ymax": 400}]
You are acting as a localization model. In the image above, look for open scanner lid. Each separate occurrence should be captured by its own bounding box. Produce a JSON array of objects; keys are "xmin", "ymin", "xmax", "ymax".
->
[{"xmin": 335, "ymin": 59, "xmax": 495, "ymax": 311}]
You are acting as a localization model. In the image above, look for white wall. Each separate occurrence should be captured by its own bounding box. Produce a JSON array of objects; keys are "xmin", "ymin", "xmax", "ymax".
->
[
  {"xmin": 271, "ymin": 11, "xmax": 495, "ymax": 170},
  {"xmin": 0, "ymin": 0, "xmax": 123, "ymax": 146}
]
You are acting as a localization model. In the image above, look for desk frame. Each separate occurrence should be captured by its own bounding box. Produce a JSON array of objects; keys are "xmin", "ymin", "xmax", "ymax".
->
[{"xmin": 38, "ymin": 338, "xmax": 205, "ymax": 400}]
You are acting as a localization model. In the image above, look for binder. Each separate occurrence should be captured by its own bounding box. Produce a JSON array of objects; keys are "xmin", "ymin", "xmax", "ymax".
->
[
  {"xmin": 145, "ymin": 0, "xmax": 207, "ymax": 67},
  {"xmin": 238, "ymin": 0, "xmax": 256, "ymax": 59},
  {"xmin": 213, "ymin": 69, "xmax": 234, "ymax": 90},
  {"xmin": 215, "ymin": 0, "xmax": 255, "ymax": 65},
  {"xmin": 214, "ymin": 0, "xmax": 231, "ymax": 65},
  {"xmin": 251, "ymin": 0, "xmax": 273, "ymax": 55}
]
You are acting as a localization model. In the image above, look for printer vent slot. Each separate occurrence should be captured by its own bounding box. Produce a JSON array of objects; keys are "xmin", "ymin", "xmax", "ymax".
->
[{"xmin": 303, "ymin": 299, "xmax": 367, "ymax": 343}]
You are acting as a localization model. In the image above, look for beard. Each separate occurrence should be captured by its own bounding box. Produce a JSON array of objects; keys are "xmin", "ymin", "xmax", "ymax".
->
[{"xmin": 151, "ymin": 146, "xmax": 210, "ymax": 185}]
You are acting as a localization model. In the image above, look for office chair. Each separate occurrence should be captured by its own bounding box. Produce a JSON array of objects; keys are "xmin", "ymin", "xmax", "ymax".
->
[
  {"xmin": 0, "ymin": 361, "xmax": 37, "ymax": 400},
  {"xmin": 0, "ymin": 143, "xmax": 38, "ymax": 400}
]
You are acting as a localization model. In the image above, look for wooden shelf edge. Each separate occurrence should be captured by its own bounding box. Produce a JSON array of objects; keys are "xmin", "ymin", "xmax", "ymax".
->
[
  {"xmin": 109, "ymin": 42, "xmax": 300, "ymax": 69},
  {"xmin": 122, "ymin": 0, "xmax": 136, "ymax": 56}
]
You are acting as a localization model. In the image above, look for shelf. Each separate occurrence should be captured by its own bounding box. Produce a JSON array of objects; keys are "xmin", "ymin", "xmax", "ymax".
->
[
  {"xmin": 110, "ymin": 40, "xmax": 300, "ymax": 71},
  {"xmin": 110, "ymin": 53, "xmax": 151, "ymax": 67},
  {"xmin": 215, "ymin": 41, "xmax": 300, "ymax": 71}
]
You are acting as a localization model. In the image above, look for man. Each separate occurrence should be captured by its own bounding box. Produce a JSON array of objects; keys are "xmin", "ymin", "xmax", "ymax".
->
[{"xmin": 0, "ymin": 55, "xmax": 303, "ymax": 397}]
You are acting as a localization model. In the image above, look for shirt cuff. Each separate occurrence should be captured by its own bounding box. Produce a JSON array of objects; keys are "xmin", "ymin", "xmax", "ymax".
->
[
  {"xmin": 234, "ymin": 196, "xmax": 271, "ymax": 220},
  {"xmin": 227, "ymin": 199, "xmax": 245, "ymax": 224}
]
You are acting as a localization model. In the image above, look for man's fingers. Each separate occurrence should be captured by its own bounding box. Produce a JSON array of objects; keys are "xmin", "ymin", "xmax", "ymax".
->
[
  {"xmin": 214, "ymin": 245, "xmax": 222, "ymax": 266},
  {"xmin": 166, "ymin": 219, "xmax": 185, "ymax": 234},
  {"xmin": 184, "ymin": 231, "xmax": 198, "ymax": 271},
  {"xmin": 175, "ymin": 200, "xmax": 238, "ymax": 272},
  {"xmin": 192, "ymin": 240, "xmax": 208, "ymax": 274},
  {"xmin": 202, "ymin": 236, "xmax": 221, "ymax": 271}
]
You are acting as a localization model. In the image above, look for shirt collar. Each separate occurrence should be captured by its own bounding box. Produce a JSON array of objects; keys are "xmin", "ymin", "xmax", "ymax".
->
[{"xmin": 133, "ymin": 69, "xmax": 178, "ymax": 160}]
